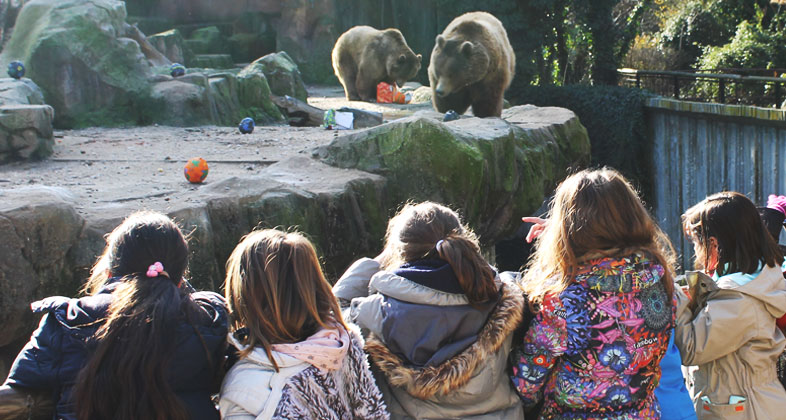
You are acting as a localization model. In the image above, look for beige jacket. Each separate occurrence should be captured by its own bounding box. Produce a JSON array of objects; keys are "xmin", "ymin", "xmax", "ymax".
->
[{"xmin": 674, "ymin": 265, "xmax": 786, "ymax": 420}]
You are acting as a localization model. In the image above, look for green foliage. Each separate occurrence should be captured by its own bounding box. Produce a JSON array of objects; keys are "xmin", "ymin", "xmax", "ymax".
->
[
  {"xmin": 700, "ymin": 21, "xmax": 786, "ymax": 70},
  {"xmin": 507, "ymin": 83, "xmax": 655, "ymax": 200},
  {"xmin": 659, "ymin": 0, "xmax": 773, "ymax": 68}
]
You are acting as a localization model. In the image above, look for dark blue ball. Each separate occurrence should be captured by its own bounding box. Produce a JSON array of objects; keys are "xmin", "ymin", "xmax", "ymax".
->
[
  {"xmin": 8, "ymin": 61, "xmax": 25, "ymax": 79},
  {"xmin": 238, "ymin": 117, "xmax": 255, "ymax": 134},
  {"xmin": 170, "ymin": 63, "xmax": 186, "ymax": 78},
  {"xmin": 443, "ymin": 110, "xmax": 460, "ymax": 122}
]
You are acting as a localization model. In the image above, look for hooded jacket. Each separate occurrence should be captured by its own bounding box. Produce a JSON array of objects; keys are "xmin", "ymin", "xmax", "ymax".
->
[
  {"xmin": 333, "ymin": 258, "xmax": 525, "ymax": 420},
  {"xmin": 4, "ymin": 279, "xmax": 228, "ymax": 420},
  {"xmin": 218, "ymin": 323, "xmax": 388, "ymax": 419},
  {"xmin": 675, "ymin": 265, "xmax": 786, "ymax": 419},
  {"xmin": 511, "ymin": 254, "xmax": 673, "ymax": 419}
]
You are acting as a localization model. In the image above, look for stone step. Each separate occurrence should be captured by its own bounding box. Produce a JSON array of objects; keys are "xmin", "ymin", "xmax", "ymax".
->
[{"xmin": 190, "ymin": 54, "xmax": 234, "ymax": 69}]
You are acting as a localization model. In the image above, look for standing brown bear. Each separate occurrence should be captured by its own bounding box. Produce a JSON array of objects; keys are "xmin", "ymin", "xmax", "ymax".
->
[
  {"xmin": 428, "ymin": 12, "xmax": 515, "ymax": 118},
  {"xmin": 332, "ymin": 26, "xmax": 422, "ymax": 101}
]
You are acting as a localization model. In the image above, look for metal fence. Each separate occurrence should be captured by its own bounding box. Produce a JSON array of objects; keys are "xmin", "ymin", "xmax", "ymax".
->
[
  {"xmin": 619, "ymin": 68, "xmax": 786, "ymax": 108},
  {"xmin": 647, "ymin": 98, "xmax": 786, "ymax": 269}
]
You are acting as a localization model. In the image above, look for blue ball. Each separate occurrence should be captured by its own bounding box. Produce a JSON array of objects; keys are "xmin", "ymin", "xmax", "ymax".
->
[
  {"xmin": 8, "ymin": 61, "xmax": 25, "ymax": 79},
  {"xmin": 238, "ymin": 117, "xmax": 255, "ymax": 134},
  {"xmin": 443, "ymin": 110, "xmax": 460, "ymax": 122},
  {"xmin": 170, "ymin": 63, "xmax": 186, "ymax": 78}
]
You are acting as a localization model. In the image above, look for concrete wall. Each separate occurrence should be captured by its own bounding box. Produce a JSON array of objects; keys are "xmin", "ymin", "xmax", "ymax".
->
[{"xmin": 648, "ymin": 98, "xmax": 786, "ymax": 269}]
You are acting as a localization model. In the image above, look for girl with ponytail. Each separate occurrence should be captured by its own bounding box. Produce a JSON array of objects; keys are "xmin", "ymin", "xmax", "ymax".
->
[
  {"xmin": 333, "ymin": 201, "xmax": 525, "ymax": 419},
  {"xmin": 3, "ymin": 211, "xmax": 228, "ymax": 420}
]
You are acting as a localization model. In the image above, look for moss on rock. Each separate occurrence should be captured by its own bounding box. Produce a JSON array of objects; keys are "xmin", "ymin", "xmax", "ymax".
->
[
  {"xmin": 0, "ymin": 0, "xmax": 154, "ymax": 128},
  {"xmin": 317, "ymin": 107, "xmax": 591, "ymax": 243}
]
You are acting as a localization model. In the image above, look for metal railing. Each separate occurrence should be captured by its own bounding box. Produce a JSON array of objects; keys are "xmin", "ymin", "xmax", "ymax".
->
[{"xmin": 618, "ymin": 68, "xmax": 786, "ymax": 108}]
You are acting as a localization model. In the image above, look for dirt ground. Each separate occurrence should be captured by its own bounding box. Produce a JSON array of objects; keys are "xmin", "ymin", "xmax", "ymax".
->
[{"xmin": 0, "ymin": 85, "xmax": 431, "ymax": 214}]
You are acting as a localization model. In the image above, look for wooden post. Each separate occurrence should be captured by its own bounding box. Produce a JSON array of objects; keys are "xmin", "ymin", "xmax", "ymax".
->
[
  {"xmin": 719, "ymin": 79, "xmax": 725, "ymax": 103},
  {"xmin": 775, "ymin": 82, "xmax": 782, "ymax": 107},
  {"xmin": 636, "ymin": 72, "xmax": 641, "ymax": 89},
  {"xmin": 673, "ymin": 75, "xmax": 679, "ymax": 99}
]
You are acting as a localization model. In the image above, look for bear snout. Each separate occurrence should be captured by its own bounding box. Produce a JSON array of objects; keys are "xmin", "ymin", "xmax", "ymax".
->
[{"xmin": 434, "ymin": 82, "xmax": 447, "ymax": 97}]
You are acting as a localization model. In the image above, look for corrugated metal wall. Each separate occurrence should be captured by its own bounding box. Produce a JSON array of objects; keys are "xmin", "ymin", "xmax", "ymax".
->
[{"xmin": 648, "ymin": 98, "xmax": 786, "ymax": 270}]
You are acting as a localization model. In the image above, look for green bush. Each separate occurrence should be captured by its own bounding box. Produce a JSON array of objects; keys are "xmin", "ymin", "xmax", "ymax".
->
[
  {"xmin": 659, "ymin": 0, "xmax": 769, "ymax": 68},
  {"xmin": 700, "ymin": 21, "xmax": 786, "ymax": 70},
  {"xmin": 507, "ymin": 83, "xmax": 655, "ymax": 201}
]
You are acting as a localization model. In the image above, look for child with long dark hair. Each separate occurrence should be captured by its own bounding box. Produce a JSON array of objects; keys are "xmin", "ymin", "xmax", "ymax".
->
[
  {"xmin": 678, "ymin": 192, "xmax": 786, "ymax": 418},
  {"xmin": 513, "ymin": 168, "xmax": 676, "ymax": 419},
  {"xmin": 333, "ymin": 201, "xmax": 525, "ymax": 419},
  {"xmin": 3, "ymin": 211, "xmax": 228, "ymax": 420},
  {"xmin": 219, "ymin": 229, "xmax": 387, "ymax": 419}
]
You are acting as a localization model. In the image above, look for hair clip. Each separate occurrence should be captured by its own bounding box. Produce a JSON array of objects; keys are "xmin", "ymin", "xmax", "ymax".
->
[{"xmin": 146, "ymin": 262, "xmax": 165, "ymax": 277}]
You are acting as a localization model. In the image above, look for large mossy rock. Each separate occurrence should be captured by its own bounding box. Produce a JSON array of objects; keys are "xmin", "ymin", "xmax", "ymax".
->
[
  {"xmin": 317, "ymin": 106, "xmax": 591, "ymax": 242},
  {"xmin": 148, "ymin": 29, "xmax": 193, "ymax": 65},
  {"xmin": 0, "ymin": 0, "xmax": 153, "ymax": 128},
  {"xmin": 149, "ymin": 69, "xmax": 283, "ymax": 126},
  {"xmin": 244, "ymin": 52, "xmax": 308, "ymax": 102}
]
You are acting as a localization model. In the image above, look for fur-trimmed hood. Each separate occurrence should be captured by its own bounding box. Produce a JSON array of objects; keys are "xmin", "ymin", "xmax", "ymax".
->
[{"xmin": 365, "ymin": 280, "xmax": 524, "ymax": 399}]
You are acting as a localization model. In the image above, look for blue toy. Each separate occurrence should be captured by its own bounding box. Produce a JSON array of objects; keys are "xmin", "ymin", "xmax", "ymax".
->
[
  {"xmin": 8, "ymin": 61, "xmax": 25, "ymax": 79},
  {"xmin": 443, "ymin": 110, "xmax": 460, "ymax": 122},
  {"xmin": 170, "ymin": 63, "xmax": 186, "ymax": 78},
  {"xmin": 238, "ymin": 117, "xmax": 255, "ymax": 134}
]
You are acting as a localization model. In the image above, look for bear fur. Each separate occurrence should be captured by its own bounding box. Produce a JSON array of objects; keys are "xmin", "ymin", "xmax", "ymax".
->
[
  {"xmin": 428, "ymin": 12, "xmax": 515, "ymax": 118},
  {"xmin": 332, "ymin": 26, "xmax": 422, "ymax": 101}
]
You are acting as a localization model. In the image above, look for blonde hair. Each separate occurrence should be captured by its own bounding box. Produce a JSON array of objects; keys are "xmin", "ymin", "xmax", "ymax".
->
[
  {"xmin": 224, "ymin": 229, "xmax": 346, "ymax": 371},
  {"xmin": 523, "ymin": 168, "xmax": 675, "ymax": 306},
  {"xmin": 379, "ymin": 201, "xmax": 497, "ymax": 306}
]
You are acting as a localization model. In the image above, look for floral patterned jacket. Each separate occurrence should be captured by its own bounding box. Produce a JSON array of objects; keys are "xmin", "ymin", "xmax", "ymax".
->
[{"xmin": 511, "ymin": 254, "xmax": 674, "ymax": 420}]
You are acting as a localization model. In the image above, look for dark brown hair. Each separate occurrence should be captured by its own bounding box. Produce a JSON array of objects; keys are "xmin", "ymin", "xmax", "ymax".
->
[
  {"xmin": 224, "ymin": 229, "xmax": 347, "ymax": 371},
  {"xmin": 683, "ymin": 191, "xmax": 783, "ymax": 275},
  {"xmin": 74, "ymin": 211, "xmax": 197, "ymax": 420},
  {"xmin": 379, "ymin": 201, "xmax": 498, "ymax": 306},
  {"xmin": 523, "ymin": 168, "xmax": 676, "ymax": 305}
]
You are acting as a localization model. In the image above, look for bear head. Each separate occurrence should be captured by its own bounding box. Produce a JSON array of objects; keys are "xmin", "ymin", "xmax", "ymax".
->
[
  {"xmin": 429, "ymin": 34, "xmax": 490, "ymax": 98},
  {"xmin": 382, "ymin": 29, "xmax": 422, "ymax": 87}
]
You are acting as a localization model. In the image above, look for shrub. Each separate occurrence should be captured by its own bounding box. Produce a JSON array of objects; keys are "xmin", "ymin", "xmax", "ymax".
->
[{"xmin": 507, "ymin": 83, "xmax": 655, "ymax": 201}]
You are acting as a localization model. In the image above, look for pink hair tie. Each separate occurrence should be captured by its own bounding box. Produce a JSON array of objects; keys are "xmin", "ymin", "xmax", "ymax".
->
[{"xmin": 146, "ymin": 261, "xmax": 165, "ymax": 278}]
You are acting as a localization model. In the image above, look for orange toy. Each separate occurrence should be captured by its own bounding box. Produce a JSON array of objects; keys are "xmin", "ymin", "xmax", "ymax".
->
[
  {"xmin": 184, "ymin": 157, "xmax": 209, "ymax": 183},
  {"xmin": 376, "ymin": 82, "xmax": 411, "ymax": 104}
]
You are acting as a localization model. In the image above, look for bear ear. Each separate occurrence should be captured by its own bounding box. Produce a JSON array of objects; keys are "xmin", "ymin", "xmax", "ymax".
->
[
  {"xmin": 461, "ymin": 41, "xmax": 473, "ymax": 57},
  {"xmin": 436, "ymin": 35, "xmax": 445, "ymax": 49},
  {"xmin": 416, "ymin": 54, "xmax": 422, "ymax": 62}
]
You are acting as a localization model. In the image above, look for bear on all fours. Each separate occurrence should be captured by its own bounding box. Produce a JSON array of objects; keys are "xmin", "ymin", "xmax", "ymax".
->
[
  {"xmin": 429, "ymin": 11, "xmax": 515, "ymax": 118},
  {"xmin": 332, "ymin": 26, "xmax": 422, "ymax": 102}
]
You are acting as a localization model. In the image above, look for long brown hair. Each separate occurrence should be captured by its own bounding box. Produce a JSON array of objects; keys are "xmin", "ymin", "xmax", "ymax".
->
[
  {"xmin": 523, "ymin": 168, "xmax": 676, "ymax": 306},
  {"xmin": 74, "ymin": 211, "xmax": 197, "ymax": 420},
  {"xmin": 379, "ymin": 201, "xmax": 498, "ymax": 306},
  {"xmin": 224, "ymin": 229, "xmax": 347, "ymax": 371},
  {"xmin": 683, "ymin": 191, "xmax": 783, "ymax": 275}
]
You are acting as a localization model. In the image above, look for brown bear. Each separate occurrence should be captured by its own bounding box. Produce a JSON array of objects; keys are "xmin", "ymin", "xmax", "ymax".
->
[
  {"xmin": 428, "ymin": 12, "xmax": 515, "ymax": 118},
  {"xmin": 332, "ymin": 26, "xmax": 422, "ymax": 101}
]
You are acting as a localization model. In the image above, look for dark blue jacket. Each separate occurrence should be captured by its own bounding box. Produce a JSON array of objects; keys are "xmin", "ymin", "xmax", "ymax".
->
[{"xmin": 5, "ymin": 279, "xmax": 228, "ymax": 420}]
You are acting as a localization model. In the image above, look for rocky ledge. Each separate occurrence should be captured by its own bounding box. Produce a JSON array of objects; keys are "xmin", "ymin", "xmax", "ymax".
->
[{"xmin": 0, "ymin": 105, "xmax": 589, "ymax": 381}]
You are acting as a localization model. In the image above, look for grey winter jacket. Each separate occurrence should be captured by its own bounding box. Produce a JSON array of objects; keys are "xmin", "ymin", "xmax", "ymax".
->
[
  {"xmin": 334, "ymin": 258, "xmax": 525, "ymax": 420},
  {"xmin": 675, "ymin": 265, "xmax": 786, "ymax": 419}
]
